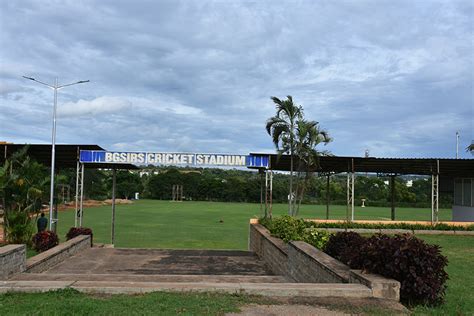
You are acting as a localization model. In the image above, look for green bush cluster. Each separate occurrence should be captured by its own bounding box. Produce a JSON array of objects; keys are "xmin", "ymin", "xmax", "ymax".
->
[{"xmin": 265, "ymin": 215, "xmax": 331, "ymax": 250}]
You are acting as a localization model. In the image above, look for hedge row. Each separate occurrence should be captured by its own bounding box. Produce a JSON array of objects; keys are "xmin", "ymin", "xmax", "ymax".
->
[{"xmin": 309, "ymin": 221, "xmax": 474, "ymax": 231}]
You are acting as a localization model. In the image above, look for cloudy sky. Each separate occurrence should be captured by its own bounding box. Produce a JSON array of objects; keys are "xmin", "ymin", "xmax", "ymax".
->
[{"xmin": 1, "ymin": 0, "xmax": 473, "ymax": 158}]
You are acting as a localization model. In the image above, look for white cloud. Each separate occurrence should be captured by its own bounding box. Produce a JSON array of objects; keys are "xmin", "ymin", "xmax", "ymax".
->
[{"xmin": 58, "ymin": 96, "xmax": 131, "ymax": 117}]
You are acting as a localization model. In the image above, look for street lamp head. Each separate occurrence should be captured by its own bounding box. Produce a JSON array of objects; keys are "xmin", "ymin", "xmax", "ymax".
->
[
  {"xmin": 22, "ymin": 76, "xmax": 35, "ymax": 81},
  {"xmin": 77, "ymin": 80, "xmax": 90, "ymax": 84}
]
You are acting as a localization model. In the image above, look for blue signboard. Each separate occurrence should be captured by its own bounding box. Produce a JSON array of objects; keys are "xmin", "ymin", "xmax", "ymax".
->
[{"xmin": 79, "ymin": 150, "xmax": 269, "ymax": 169}]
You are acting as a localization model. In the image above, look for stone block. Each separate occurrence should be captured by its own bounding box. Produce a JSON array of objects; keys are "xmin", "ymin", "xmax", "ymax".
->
[{"xmin": 349, "ymin": 270, "xmax": 400, "ymax": 301}]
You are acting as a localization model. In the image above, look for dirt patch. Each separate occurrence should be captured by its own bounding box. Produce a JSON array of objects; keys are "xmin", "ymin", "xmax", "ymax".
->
[
  {"xmin": 227, "ymin": 304, "xmax": 349, "ymax": 316},
  {"xmin": 43, "ymin": 199, "xmax": 134, "ymax": 212},
  {"xmin": 270, "ymin": 297, "xmax": 409, "ymax": 315},
  {"xmin": 228, "ymin": 297, "xmax": 409, "ymax": 316}
]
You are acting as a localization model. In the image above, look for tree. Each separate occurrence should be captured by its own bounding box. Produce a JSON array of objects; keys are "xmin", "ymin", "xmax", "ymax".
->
[
  {"xmin": 293, "ymin": 119, "xmax": 331, "ymax": 215},
  {"xmin": 1, "ymin": 148, "xmax": 48, "ymax": 244},
  {"xmin": 266, "ymin": 95, "xmax": 303, "ymax": 216},
  {"xmin": 467, "ymin": 142, "xmax": 474, "ymax": 154}
]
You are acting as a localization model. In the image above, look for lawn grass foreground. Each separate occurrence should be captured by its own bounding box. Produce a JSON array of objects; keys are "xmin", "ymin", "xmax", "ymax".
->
[
  {"xmin": 0, "ymin": 289, "xmax": 253, "ymax": 315},
  {"xmin": 0, "ymin": 289, "xmax": 411, "ymax": 316}
]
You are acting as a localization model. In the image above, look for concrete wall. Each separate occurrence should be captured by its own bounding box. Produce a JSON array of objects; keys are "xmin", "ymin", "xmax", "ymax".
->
[
  {"xmin": 26, "ymin": 235, "xmax": 91, "ymax": 273},
  {"xmin": 350, "ymin": 270, "xmax": 400, "ymax": 301},
  {"xmin": 249, "ymin": 223, "xmax": 289, "ymax": 277},
  {"xmin": 249, "ymin": 222, "xmax": 400, "ymax": 301},
  {"xmin": 288, "ymin": 241, "xmax": 349, "ymax": 283},
  {"xmin": 453, "ymin": 205, "xmax": 474, "ymax": 222},
  {"xmin": 0, "ymin": 244, "xmax": 26, "ymax": 280}
]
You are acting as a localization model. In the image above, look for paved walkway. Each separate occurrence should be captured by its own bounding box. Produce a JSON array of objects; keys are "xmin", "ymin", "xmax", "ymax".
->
[{"xmin": 41, "ymin": 248, "xmax": 275, "ymax": 276}]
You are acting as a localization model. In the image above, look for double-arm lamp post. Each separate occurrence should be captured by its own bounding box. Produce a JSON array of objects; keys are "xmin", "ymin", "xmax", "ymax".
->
[{"xmin": 22, "ymin": 76, "xmax": 89, "ymax": 232}]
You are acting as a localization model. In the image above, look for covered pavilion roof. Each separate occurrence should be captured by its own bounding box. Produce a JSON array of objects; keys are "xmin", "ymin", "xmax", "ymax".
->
[
  {"xmin": 1, "ymin": 143, "xmax": 138, "ymax": 170},
  {"xmin": 250, "ymin": 153, "xmax": 474, "ymax": 178}
]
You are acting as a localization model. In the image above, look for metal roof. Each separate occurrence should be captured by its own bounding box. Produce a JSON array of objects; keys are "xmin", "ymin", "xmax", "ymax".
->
[
  {"xmin": 1, "ymin": 143, "xmax": 139, "ymax": 170},
  {"xmin": 250, "ymin": 153, "xmax": 474, "ymax": 177}
]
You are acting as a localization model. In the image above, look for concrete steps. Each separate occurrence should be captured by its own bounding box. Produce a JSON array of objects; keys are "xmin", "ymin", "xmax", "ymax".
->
[
  {"xmin": 0, "ymin": 280, "xmax": 373, "ymax": 297},
  {"xmin": 11, "ymin": 273, "xmax": 289, "ymax": 283}
]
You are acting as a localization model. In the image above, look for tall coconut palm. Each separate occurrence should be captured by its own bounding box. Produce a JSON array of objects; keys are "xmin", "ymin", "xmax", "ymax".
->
[
  {"xmin": 293, "ymin": 119, "xmax": 332, "ymax": 216},
  {"xmin": 266, "ymin": 96, "xmax": 302, "ymax": 215}
]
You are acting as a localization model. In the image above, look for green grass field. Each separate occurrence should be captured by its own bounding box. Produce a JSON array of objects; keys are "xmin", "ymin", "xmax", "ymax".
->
[
  {"xmin": 4, "ymin": 200, "xmax": 473, "ymax": 314},
  {"xmin": 56, "ymin": 199, "xmax": 451, "ymax": 248}
]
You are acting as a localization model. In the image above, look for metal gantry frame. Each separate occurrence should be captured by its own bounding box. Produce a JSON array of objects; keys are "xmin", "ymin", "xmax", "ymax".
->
[
  {"xmin": 346, "ymin": 159, "xmax": 355, "ymax": 221},
  {"xmin": 74, "ymin": 159, "xmax": 118, "ymax": 245},
  {"xmin": 74, "ymin": 161, "xmax": 85, "ymax": 227},
  {"xmin": 431, "ymin": 159, "xmax": 440, "ymax": 224},
  {"xmin": 264, "ymin": 169, "xmax": 273, "ymax": 218}
]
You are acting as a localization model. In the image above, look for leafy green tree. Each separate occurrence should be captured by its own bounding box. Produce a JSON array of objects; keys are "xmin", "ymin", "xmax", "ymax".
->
[
  {"xmin": 111, "ymin": 171, "xmax": 143, "ymax": 199},
  {"xmin": 266, "ymin": 95, "xmax": 303, "ymax": 216}
]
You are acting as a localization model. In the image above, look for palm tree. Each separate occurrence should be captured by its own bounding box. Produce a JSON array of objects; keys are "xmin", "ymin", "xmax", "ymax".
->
[
  {"xmin": 293, "ymin": 119, "xmax": 331, "ymax": 215},
  {"xmin": 266, "ymin": 96, "xmax": 302, "ymax": 216},
  {"xmin": 467, "ymin": 142, "xmax": 474, "ymax": 154}
]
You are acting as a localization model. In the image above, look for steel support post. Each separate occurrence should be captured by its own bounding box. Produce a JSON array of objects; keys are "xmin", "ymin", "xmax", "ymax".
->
[
  {"xmin": 326, "ymin": 175, "xmax": 330, "ymax": 220},
  {"xmin": 351, "ymin": 172, "xmax": 355, "ymax": 221},
  {"xmin": 265, "ymin": 170, "xmax": 273, "ymax": 218},
  {"xmin": 259, "ymin": 169, "xmax": 264, "ymax": 217},
  {"xmin": 79, "ymin": 163, "xmax": 85, "ymax": 226},
  {"xmin": 390, "ymin": 175, "xmax": 396, "ymax": 221},
  {"xmin": 74, "ymin": 160, "xmax": 80, "ymax": 227},
  {"xmin": 111, "ymin": 168, "xmax": 117, "ymax": 245},
  {"xmin": 346, "ymin": 172, "xmax": 355, "ymax": 221}
]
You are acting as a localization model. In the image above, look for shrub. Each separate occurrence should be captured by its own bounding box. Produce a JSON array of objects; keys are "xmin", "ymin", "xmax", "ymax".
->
[
  {"xmin": 359, "ymin": 234, "xmax": 449, "ymax": 306},
  {"xmin": 258, "ymin": 217, "xmax": 273, "ymax": 230},
  {"xmin": 261, "ymin": 216, "xmax": 331, "ymax": 249},
  {"xmin": 302, "ymin": 227, "xmax": 331, "ymax": 250},
  {"xmin": 269, "ymin": 215, "xmax": 307, "ymax": 242},
  {"xmin": 66, "ymin": 227, "xmax": 93, "ymax": 245},
  {"xmin": 5, "ymin": 211, "xmax": 34, "ymax": 245},
  {"xmin": 324, "ymin": 231, "xmax": 367, "ymax": 268},
  {"xmin": 32, "ymin": 230, "xmax": 59, "ymax": 252}
]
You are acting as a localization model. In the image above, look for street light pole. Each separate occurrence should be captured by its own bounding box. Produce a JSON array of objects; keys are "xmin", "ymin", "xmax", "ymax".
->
[
  {"xmin": 456, "ymin": 131, "xmax": 460, "ymax": 159},
  {"xmin": 22, "ymin": 76, "xmax": 89, "ymax": 232}
]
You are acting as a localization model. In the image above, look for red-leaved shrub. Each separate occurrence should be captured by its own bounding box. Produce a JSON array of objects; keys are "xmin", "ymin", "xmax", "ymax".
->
[
  {"xmin": 324, "ymin": 231, "xmax": 366, "ymax": 268},
  {"xmin": 359, "ymin": 234, "xmax": 449, "ymax": 306},
  {"xmin": 324, "ymin": 232, "xmax": 449, "ymax": 306},
  {"xmin": 66, "ymin": 227, "xmax": 93, "ymax": 245},
  {"xmin": 32, "ymin": 230, "xmax": 59, "ymax": 252}
]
